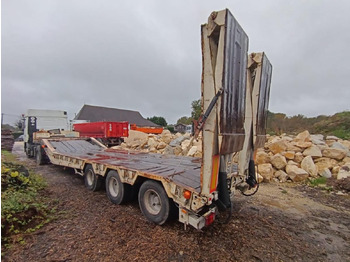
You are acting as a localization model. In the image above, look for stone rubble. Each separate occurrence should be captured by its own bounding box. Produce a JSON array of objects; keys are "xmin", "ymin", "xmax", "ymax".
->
[
  {"xmin": 113, "ymin": 129, "xmax": 350, "ymax": 183},
  {"xmin": 1, "ymin": 129, "xmax": 15, "ymax": 152}
]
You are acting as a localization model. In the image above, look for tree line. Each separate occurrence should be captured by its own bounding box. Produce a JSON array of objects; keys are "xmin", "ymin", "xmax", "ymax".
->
[
  {"xmin": 147, "ymin": 99, "xmax": 201, "ymax": 127},
  {"xmin": 147, "ymin": 99, "xmax": 350, "ymax": 139},
  {"xmin": 267, "ymin": 111, "xmax": 350, "ymax": 139}
]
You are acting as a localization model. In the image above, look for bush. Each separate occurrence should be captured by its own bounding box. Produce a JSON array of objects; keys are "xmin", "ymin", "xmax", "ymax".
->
[
  {"xmin": 166, "ymin": 126, "xmax": 175, "ymax": 133},
  {"xmin": 1, "ymin": 151, "xmax": 50, "ymax": 248}
]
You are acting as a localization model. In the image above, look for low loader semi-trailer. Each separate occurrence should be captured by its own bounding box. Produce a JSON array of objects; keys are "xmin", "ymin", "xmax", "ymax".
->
[{"xmin": 35, "ymin": 9, "xmax": 272, "ymax": 229}]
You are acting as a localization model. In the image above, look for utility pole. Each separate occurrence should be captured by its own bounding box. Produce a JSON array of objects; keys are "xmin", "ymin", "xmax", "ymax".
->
[{"xmin": 1, "ymin": 113, "xmax": 4, "ymax": 126}]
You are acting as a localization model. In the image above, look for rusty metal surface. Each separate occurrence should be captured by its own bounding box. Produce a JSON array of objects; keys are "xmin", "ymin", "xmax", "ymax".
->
[
  {"xmin": 220, "ymin": 10, "xmax": 248, "ymax": 154},
  {"xmin": 50, "ymin": 139, "xmax": 103, "ymax": 154},
  {"xmin": 255, "ymin": 54, "xmax": 273, "ymax": 148},
  {"xmin": 48, "ymin": 139, "xmax": 201, "ymax": 192}
]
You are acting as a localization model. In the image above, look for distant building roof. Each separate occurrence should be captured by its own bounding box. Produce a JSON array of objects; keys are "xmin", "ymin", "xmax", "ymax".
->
[
  {"xmin": 175, "ymin": 123, "xmax": 187, "ymax": 128},
  {"xmin": 74, "ymin": 104, "xmax": 159, "ymax": 127}
]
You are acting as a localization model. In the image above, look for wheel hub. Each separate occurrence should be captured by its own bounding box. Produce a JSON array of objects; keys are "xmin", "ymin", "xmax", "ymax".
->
[
  {"xmin": 86, "ymin": 170, "xmax": 94, "ymax": 186},
  {"xmin": 109, "ymin": 177, "xmax": 119, "ymax": 197},
  {"xmin": 144, "ymin": 189, "xmax": 161, "ymax": 215}
]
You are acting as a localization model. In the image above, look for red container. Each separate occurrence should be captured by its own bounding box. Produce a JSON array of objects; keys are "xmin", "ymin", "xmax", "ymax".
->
[{"xmin": 73, "ymin": 121, "xmax": 129, "ymax": 138}]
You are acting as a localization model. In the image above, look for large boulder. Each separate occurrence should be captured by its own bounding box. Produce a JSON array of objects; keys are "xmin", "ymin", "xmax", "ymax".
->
[
  {"xmin": 163, "ymin": 145, "xmax": 174, "ymax": 155},
  {"xmin": 270, "ymin": 154, "xmax": 287, "ymax": 170},
  {"xmin": 342, "ymin": 157, "xmax": 350, "ymax": 164},
  {"xmin": 174, "ymin": 132, "xmax": 182, "ymax": 138},
  {"xmin": 294, "ymin": 152, "xmax": 304, "ymax": 163},
  {"xmin": 124, "ymin": 130, "xmax": 148, "ymax": 147},
  {"xmin": 187, "ymin": 146, "xmax": 198, "ymax": 157},
  {"xmin": 192, "ymin": 139, "xmax": 201, "ymax": 147},
  {"xmin": 256, "ymin": 151, "xmax": 270, "ymax": 165},
  {"xmin": 337, "ymin": 165, "xmax": 350, "ymax": 180},
  {"xmin": 319, "ymin": 168, "xmax": 332, "ymax": 178},
  {"xmin": 286, "ymin": 164, "xmax": 309, "ymax": 182},
  {"xmin": 314, "ymin": 157, "xmax": 336, "ymax": 172},
  {"xmin": 284, "ymin": 151, "xmax": 295, "ymax": 160},
  {"xmin": 331, "ymin": 142, "xmax": 349, "ymax": 151},
  {"xmin": 339, "ymin": 140, "xmax": 350, "ymax": 150},
  {"xmin": 332, "ymin": 166, "xmax": 341, "ymax": 175},
  {"xmin": 326, "ymin": 135, "xmax": 339, "ymax": 141},
  {"xmin": 303, "ymin": 145, "xmax": 322, "ymax": 158},
  {"xmin": 295, "ymin": 130, "xmax": 311, "ymax": 142},
  {"xmin": 294, "ymin": 141, "xmax": 313, "ymax": 149},
  {"xmin": 170, "ymin": 136, "xmax": 186, "ymax": 147},
  {"xmin": 161, "ymin": 130, "xmax": 173, "ymax": 144},
  {"xmin": 173, "ymin": 146, "xmax": 183, "ymax": 156},
  {"xmin": 301, "ymin": 156, "xmax": 318, "ymax": 177},
  {"xmin": 148, "ymin": 137, "xmax": 159, "ymax": 149},
  {"xmin": 157, "ymin": 141, "xmax": 167, "ymax": 150},
  {"xmin": 183, "ymin": 132, "xmax": 191, "ymax": 138},
  {"xmin": 294, "ymin": 130, "xmax": 312, "ymax": 148},
  {"xmin": 288, "ymin": 160, "xmax": 299, "ymax": 166},
  {"xmin": 268, "ymin": 139, "xmax": 288, "ymax": 154},
  {"xmin": 181, "ymin": 139, "xmax": 191, "ymax": 151},
  {"xmin": 322, "ymin": 148, "xmax": 347, "ymax": 161},
  {"xmin": 332, "ymin": 143, "xmax": 350, "ymax": 158},
  {"xmin": 287, "ymin": 143, "xmax": 303, "ymax": 152},
  {"xmin": 310, "ymin": 134, "xmax": 325, "ymax": 145},
  {"xmin": 258, "ymin": 163, "xmax": 274, "ymax": 182},
  {"xmin": 275, "ymin": 170, "xmax": 288, "ymax": 183}
]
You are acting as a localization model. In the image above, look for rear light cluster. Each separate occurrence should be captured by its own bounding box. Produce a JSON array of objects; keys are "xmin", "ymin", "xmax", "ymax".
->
[
  {"xmin": 183, "ymin": 190, "xmax": 191, "ymax": 199},
  {"xmin": 205, "ymin": 212, "xmax": 215, "ymax": 226}
]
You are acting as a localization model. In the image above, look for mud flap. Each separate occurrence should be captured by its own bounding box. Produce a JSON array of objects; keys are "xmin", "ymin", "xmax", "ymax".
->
[
  {"xmin": 217, "ymin": 171, "xmax": 231, "ymax": 211},
  {"xmin": 246, "ymin": 160, "xmax": 257, "ymax": 188}
]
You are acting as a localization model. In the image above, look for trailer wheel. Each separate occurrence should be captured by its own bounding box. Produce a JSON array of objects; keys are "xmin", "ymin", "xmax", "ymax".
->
[
  {"xmin": 106, "ymin": 170, "xmax": 131, "ymax": 204},
  {"xmin": 25, "ymin": 143, "xmax": 33, "ymax": 158},
  {"xmin": 138, "ymin": 180, "xmax": 170, "ymax": 225},
  {"xmin": 36, "ymin": 146, "xmax": 45, "ymax": 165},
  {"xmin": 84, "ymin": 164, "xmax": 102, "ymax": 191}
]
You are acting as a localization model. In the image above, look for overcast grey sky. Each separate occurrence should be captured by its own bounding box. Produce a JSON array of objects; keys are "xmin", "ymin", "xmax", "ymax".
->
[{"xmin": 2, "ymin": 0, "xmax": 350, "ymax": 125}]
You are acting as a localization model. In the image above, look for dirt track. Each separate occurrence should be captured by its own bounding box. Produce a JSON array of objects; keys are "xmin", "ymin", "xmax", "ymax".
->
[{"xmin": 3, "ymin": 142, "xmax": 350, "ymax": 262}]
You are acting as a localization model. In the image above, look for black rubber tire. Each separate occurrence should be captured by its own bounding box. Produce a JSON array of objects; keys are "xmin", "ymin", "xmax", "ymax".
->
[
  {"xmin": 105, "ymin": 170, "xmax": 131, "ymax": 204},
  {"xmin": 25, "ymin": 143, "xmax": 33, "ymax": 158},
  {"xmin": 26, "ymin": 149, "xmax": 32, "ymax": 158},
  {"xmin": 138, "ymin": 180, "xmax": 170, "ymax": 225},
  {"xmin": 84, "ymin": 164, "xmax": 102, "ymax": 191},
  {"xmin": 36, "ymin": 146, "xmax": 44, "ymax": 165}
]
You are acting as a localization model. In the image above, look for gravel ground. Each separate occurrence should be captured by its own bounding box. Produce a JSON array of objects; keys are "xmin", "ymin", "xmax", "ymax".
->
[{"xmin": 3, "ymin": 142, "xmax": 350, "ymax": 262}]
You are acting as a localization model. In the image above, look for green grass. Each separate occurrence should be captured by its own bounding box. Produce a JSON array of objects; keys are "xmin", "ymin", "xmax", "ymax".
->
[
  {"xmin": 309, "ymin": 177, "xmax": 327, "ymax": 187},
  {"xmin": 1, "ymin": 150, "xmax": 17, "ymax": 162},
  {"xmin": 308, "ymin": 177, "xmax": 333, "ymax": 192},
  {"xmin": 332, "ymin": 128, "xmax": 350, "ymax": 140},
  {"xmin": 1, "ymin": 151, "xmax": 52, "ymax": 250}
]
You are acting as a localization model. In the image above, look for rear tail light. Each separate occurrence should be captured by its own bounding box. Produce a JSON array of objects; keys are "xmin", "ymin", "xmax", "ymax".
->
[
  {"xmin": 205, "ymin": 212, "xmax": 215, "ymax": 226},
  {"xmin": 183, "ymin": 190, "xmax": 191, "ymax": 199}
]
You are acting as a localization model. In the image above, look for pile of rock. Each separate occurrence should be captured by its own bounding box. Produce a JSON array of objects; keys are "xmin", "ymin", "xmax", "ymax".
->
[
  {"xmin": 114, "ymin": 129, "xmax": 350, "ymax": 183},
  {"xmin": 114, "ymin": 130, "xmax": 202, "ymax": 157},
  {"xmin": 1, "ymin": 129, "xmax": 15, "ymax": 152},
  {"xmin": 256, "ymin": 130, "xmax": 350, "ymax": 183}
]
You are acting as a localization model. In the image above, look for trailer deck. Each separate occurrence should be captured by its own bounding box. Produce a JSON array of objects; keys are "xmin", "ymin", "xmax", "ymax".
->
[{"xmin": 45, "ymin": 138, "xmax": 202, "ymax": 192}]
